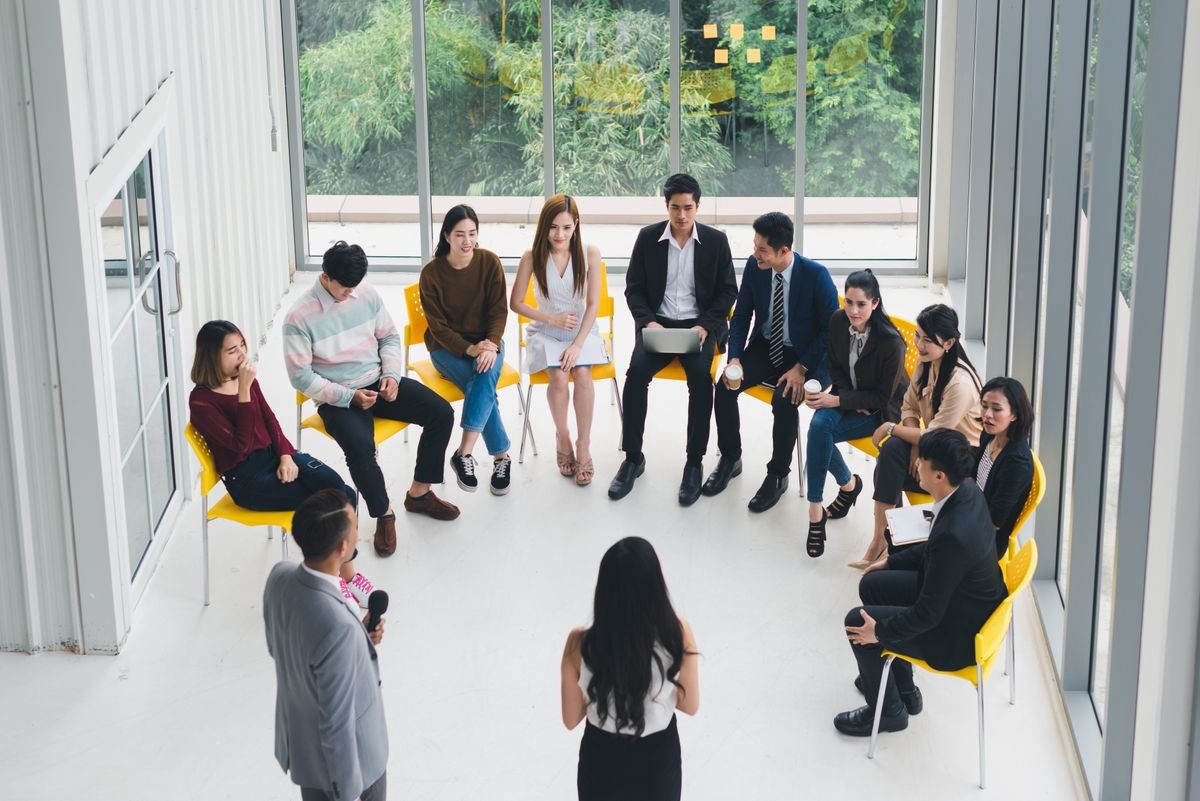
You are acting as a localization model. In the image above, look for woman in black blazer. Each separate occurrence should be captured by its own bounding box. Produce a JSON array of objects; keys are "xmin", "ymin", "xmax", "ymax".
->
[
  {"xmin": 975, "ymin": 377, "xmax": 1036, "ymax": 559},
  {"xmin": 803, "ymin": 270, "xmax": 909, "ymax": 558}
]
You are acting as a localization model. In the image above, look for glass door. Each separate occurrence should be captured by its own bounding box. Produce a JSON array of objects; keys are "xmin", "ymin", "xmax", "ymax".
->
[{"xmin": 99, "ymin": 149, "xmax": 182, "ymax": 584}]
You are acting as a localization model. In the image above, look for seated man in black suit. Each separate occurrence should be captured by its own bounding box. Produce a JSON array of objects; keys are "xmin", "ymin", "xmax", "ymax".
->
[
  {"xmin": 837, "ymin": 427, "xmax": 1008, "ymax": 736},
  {"xmin": 701, "ymin": 211, "xmax": 838, "ymax": 512},
  {"xmin": 608, "ymin": 173, "xmax": 738, "ymax": 506}
]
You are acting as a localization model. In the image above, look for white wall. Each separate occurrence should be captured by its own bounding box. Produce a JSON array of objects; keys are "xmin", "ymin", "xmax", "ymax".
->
[{"xmin": 0, "ymin": 0, "xmax": 295, "ymax": 652}]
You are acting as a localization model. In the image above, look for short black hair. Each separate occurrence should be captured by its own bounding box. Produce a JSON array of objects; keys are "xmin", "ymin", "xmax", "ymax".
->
[
  {"xmin": 663, "ymin": 173, "xmax": 701, "ymax": 204},
  {"xmin": 322, "ymin": 241, "xmax": 368, "ymax": 287},
  {"xmin": 752, "ymin": 211, "xmax": 794, "ymax": 251},
  {"xmin": 979, "ymin": 376, "xmax": 1035, "ymax": 442},
  {"xmin": 917, "ymin": 428, "xmax": 975, "ymax": 486},
  {"xmin": 292, "ymin": 488, "xmax": 354, "ymax": 561}
]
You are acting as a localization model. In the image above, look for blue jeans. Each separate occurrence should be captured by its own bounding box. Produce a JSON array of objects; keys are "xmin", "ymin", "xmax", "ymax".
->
[
  {"xmin": 805, "ymin": 408, "xmax": 881, "ymax": 502},
  {"xmin": 430, "ymin": 343, "xmax": 511, "ymax": 456},
  {"xmin": 223, "ymin": 446, "xmax": 357, "ymax": 512}
]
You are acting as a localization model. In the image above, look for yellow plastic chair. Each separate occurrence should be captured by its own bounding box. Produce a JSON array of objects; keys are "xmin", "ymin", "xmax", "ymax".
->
[
  {"xmin": 295, "ymin": 391, "xmax": 408, "ymax": 448},
  {"xmin": 868, "ymin": 539, "xmax": 1038, "ymax": 789},
  {"xmin": 999, "ymin": 452, "xmax": 1045, "ymax": 695},
  {"xmin": 185, "ymin": 423, "xmax": 292, "ymax": 606},
  {"xmin": 402, "ymin": 282, "xmax": 529, "ymax": 446},
  {"xmin": 515, "ymin": 262, "xmax": 622, "ymax": 464}
]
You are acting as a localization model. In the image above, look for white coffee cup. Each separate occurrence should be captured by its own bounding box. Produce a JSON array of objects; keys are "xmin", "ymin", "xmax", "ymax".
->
[
  {"xmin": 804, "ymin": 378, "xmax": 822, "ymax": 401},
  {"xmin": 725, "ymin": 363, "xmax": 744, "ymax": 390}
]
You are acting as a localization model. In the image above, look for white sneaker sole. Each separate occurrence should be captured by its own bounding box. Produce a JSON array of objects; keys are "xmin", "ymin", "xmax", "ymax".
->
[
  {"xmin": 456, "ymin": 476, "xmax": 478, "ymax": 492},
  {"xmin": 490, "ymin": 483, "xmax": 510, "ymax": 496}
]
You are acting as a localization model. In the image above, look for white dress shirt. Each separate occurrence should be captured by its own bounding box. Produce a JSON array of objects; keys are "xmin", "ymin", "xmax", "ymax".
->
[
  {"xmin": 302, "ymin": 562, "xmax": 360, "ymax": 616},
  {"xmin": 657, "ymin": 222, "xmax": 700, "ymax": 320},
  {"xmin": 761, "ymin": 260, "xmax": 794, "ymax": 347},
  {"xmin": 930, "ymin": 485, "xmax": 960, "ymax": 528}
]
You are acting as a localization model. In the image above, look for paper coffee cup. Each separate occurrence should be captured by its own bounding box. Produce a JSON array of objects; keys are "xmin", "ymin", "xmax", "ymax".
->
[
  {"xmin": 725, "ymin": 363, "xmax": 743, "ymax": 390},
  {"xmin": 804, "ymin": 378, "xmax": 822, "ymax": 400}
]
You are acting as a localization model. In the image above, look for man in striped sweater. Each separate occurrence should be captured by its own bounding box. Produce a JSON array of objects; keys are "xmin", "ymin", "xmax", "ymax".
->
[{"xmin": 284, "ymin": 241, "xmax": 459, "ymax": 557}]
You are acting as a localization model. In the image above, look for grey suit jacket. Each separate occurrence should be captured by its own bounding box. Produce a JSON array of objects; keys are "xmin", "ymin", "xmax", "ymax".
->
[{"xmin": 263, "ymin": 562, "xmax": 388, "ymax": 801}]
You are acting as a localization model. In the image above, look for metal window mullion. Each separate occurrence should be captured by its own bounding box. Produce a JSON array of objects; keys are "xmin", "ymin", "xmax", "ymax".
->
[
  {"xmin": 1008, "ymin": 0, "xmax": 1055, "ymax": 387},
  {"xmin": 411, "ymin": 0, "xmax": 433, "ymax": 265},
  {"xmin": 915, "ymin": 0, "xmax": 938, "ymax": 274},
  {"xmin": 964, "ymin": 0, "xmax": 1000, "ymax": 341},
  {"xmin": 279, "ymin": 0, "xmax": 309, "ymax": 264},
  {"xmin": 1059, "ymin": 0, "xmax": 1137, "ymax": 697},
  {"xmin": 669, "ymin": 0, "xmax": 680, "ymax": 175},
  {"xmin": 1098, "ymin": 0, "xmax": 1190, "ymax": 795},
  {"xmin": 794, "ymin": 0, "xmax": 806, "ymax": 254},
  {"xmin": 1034, "ymin": 0, "xmax": 1090, "ymax": 587},
  {"xmin": 541, "ymin": 0, "xmax": 554, "ymax": 195},
  {"xmin": 947, "ymin": 0, "xmax": 980, "ymax": 281},
  {"xmin": 982, "ymin": 0, "xmax": 1025, "ymax": 379}
]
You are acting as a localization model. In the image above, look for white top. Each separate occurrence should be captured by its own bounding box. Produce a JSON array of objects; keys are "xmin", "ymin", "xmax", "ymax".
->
[
  {"xmin": 578, "ymin": 643, "xmax": 678, "ymax": 736},
  {"xmin": 762, "ymin": 261, "xmax": 794, "ymax": 348},
  {"xmin": 656, "ymin": 223, "xmax": 700, "ymax": 320},
  {"xmin": 976, "ymin": 446, "xmax": 995, "ymax": 490},
  {"xmin": 302, "ymin": 563, "xmax": 359, "ymax": 616},
  {"xmin": 525, "ymin": 253, "xmax": 603, "ymax": 374}
]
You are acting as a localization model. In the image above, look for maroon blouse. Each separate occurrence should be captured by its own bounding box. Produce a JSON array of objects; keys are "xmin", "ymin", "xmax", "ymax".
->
[{"xmin": 189, "ymin": 380, "xmax": 296, "ymax": 475}]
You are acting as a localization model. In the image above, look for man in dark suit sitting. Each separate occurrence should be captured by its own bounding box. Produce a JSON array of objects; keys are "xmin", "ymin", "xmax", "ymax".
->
[
  {"xmin": 609, "ymin": 173, "xmax": 738, "ymax": 506},
  {"xmin": 837, "ymin": 428, "xmax": 1007, "ymax": 736},
  {"xmin": 701, "ymin": 211, "xmax": 838, "ymax": 512}
]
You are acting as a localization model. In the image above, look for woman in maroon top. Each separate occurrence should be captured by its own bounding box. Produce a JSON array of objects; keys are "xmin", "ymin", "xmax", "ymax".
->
[{"xmin": 189, "ymin": 321, "xmax": 376, "ymax": 606}]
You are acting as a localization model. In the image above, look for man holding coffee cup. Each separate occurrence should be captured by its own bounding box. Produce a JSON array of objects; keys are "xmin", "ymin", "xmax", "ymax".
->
[{"xmin": 703, "ymin": 212, "xmax": 839, "ymax": 512}]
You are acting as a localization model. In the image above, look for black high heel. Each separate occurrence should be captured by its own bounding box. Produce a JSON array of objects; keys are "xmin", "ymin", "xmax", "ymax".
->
[
  {"xmin": 806, "ymin": 510, "xmax": 828, "ymax": 558},
  {"xmin": 826, "ymin": 474, "xmax": 863, "ymax": 520}
]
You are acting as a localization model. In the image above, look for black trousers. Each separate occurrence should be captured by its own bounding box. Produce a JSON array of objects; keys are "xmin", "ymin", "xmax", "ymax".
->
[
  {"xmin": 871, "ymin": 434, "xmax": 925, "ymax": 505},
  {"xmin": 621, "ymin": 318, "xmax": 716, "ymax": 461},
  {"xmin": 318, "ymin": 377, "xmax": 454, "ymax": 518},
  {"xmin": 712, "ymin": 338, "xmax": 801, "ymax": 476},
  {"xmin": 845, "ymin": 570, "xmax": 923, "ymax": 716},
  {"xmin": 223, "ymin": 446, "xmax": 357, "ymax": 512},
  {"xmin": 577, "ymin": 715, "xmax": 681, "ymax": 801},
  {"xmin": 301, "ymin": 771, "xmax": 386, "ymax": 801}
]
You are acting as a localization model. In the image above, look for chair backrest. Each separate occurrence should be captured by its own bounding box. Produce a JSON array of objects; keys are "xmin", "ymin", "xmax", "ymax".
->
[
  {"xmin": 403, "ymin": 283, "xmax": 428, "ymax": 347},
  {"xmin": 974, "ymin": 595, "xmax": 1015, "ymax": 667},
  {"xmin": 295, "ymin": 390, "xmax": 308, "ymax": 408},
  {"xmin": 889, "ymin": 316, "xmax": 920, "ymax": 376},
  {"xmin": 1009, "ymin": 452, "xmax": 1046, "ymax": 552},
  {"xmin": 1004, "ymin": 537, "xmax": 1038, "ymax": 596},
  {"xmin": 184, "ymin": 423, "xmax": 222, "ymax": 496}
]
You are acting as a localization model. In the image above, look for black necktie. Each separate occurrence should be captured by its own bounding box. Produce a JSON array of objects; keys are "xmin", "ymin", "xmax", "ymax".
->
[{"xmin": 769, "ymin": 273, "xmax": 785, "ymax": 367}]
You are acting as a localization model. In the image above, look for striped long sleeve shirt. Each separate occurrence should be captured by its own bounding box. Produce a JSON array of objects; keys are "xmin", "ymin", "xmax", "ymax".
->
[{"xmin": 283, "ymin": 279, "xmax": 403, "ymax": 408}]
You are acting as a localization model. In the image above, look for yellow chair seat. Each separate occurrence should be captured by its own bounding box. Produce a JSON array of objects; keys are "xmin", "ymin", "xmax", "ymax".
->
[
  {"xmin": 846, "ymin": 435, "xmax": 878, "ymax": 458},
  {"xmin": 743, "ymin": 384, "xmax": 774, "ymax": 404},
  {"xmin": 654, "ymin": 351, "xmax": 721, "ymax": 382},
  {"xmin": 296, "ymin": 391, "xmax": 408, "ymax": 448},
  {"xmin": 407, "ymin": 358, "xmax": 523, "ymax": 402},
  {"xmin": 206, "ymin": 494, "xmax": 294, "ymax": 530}
]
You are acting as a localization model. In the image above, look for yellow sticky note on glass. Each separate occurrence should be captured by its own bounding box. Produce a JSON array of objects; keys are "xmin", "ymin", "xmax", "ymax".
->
[
  {"xmin": 762, "ymin": 25, "xmax": 776, "ymax": 40},
  {"xmin": 747, "ymin": 48, "xmax": 761, "ymax": 63},
  {"xmin": 703, "ymin": 23, "xmax": 718, "ymax": 38},
  {"xmin": 714, "ymin": 48, "xmax": 729, "ymax": 64},
  {"xmin": 730, "ymin": 23, "xmax": 744, "ymax": 39}
]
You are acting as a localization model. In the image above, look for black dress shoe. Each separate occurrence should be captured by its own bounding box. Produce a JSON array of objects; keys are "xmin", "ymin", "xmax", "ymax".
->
[
  {"xmin": 833, "ymin": 704, "xmax": 908, "ymax": 737},
  {"xmin": 854, "ymin": 676, "xmax": 924, "ymax": 716},
  {"xmin": 701, "ymin": 456, "xmax": 742, "ymax": 496},
  {"xmin": 678, "ymin": 463, "xmax": 703, "ymax": 507},
  {"xmin": 608, "ymin": 455, "xmax": 646, "ymax": 500},
  {"xmin": 747, "ymin": 473, "xmax": 788, "ymax": 513}
]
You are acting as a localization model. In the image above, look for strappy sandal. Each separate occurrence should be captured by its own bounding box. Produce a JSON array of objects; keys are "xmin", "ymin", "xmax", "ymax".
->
[
  {"xmin": 575, "ymin": 459, "xmax": 594, "ymax": 486},
  {"xmin": 806, "ymin": 510, "xmax": 828, "ymax": 558},
  {"xmin": 826, "ymin": 474, "xmax": 863, "ymax": 520},
  {"xmin": 556, "ymin": 448, "xmax": 576, "ymax": 477}
]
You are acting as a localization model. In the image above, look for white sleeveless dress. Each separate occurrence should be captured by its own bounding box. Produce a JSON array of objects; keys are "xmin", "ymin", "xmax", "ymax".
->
[{"xmin": 525, "ymin": 254, "xmax": 604, "ymax": 374}]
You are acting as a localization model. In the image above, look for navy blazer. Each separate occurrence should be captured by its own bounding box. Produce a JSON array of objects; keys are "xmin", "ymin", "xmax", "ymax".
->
[{"xmin": 727, "ymin": 253, "xmax": 839, "ymax": 383}]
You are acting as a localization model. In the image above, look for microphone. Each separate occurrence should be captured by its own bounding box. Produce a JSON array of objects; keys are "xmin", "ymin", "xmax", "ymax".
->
[{"xmin": 366, "ymin": 590, "xmax": 389, "ymax": 634}]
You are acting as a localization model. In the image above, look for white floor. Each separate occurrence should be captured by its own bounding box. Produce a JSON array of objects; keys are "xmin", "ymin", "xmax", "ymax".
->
[{"xmin": 0, "ymin": 276, "xmax": 1088, "ymax": 801}]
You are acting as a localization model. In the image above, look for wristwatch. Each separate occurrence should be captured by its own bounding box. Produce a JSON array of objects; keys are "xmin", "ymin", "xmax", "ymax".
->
[{"xmin": 886, "ymin": 423, "xmax": 897, "ymax": 438}]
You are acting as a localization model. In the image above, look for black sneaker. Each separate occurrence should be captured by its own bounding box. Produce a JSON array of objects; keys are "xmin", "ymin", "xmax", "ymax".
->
[
  {"xmin": 491, "ymin": 455, "xmax": 512, "ymax": 496},
  {"xmin": 450, "ymin": 451, "xmax": 478, "ymax": 492}
]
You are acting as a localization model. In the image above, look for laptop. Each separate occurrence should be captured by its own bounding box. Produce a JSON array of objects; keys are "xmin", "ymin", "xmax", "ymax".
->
[{"xmin": 642, "ymin": 327, "xmax": 702, "ymax": 354}]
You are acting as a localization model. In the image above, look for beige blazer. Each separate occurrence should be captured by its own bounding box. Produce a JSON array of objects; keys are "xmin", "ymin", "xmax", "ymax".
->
[{"xmin": 900, "ymin": 362, "xmax": 982, "ymax": 445}]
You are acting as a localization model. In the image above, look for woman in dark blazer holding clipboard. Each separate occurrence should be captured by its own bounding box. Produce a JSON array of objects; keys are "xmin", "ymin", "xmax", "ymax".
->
[
  {"xmin": 802, "ymin": 270, "xmax": 909, "ymax": 558},
  {"xmin": 975, "ymin": 377, "xmax": 1035, "ymax": 559}
]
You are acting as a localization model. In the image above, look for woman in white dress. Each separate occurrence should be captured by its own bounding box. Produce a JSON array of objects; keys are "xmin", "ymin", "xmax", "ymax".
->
[{"xmin": 511, "ymin": 194, "xmax": 605, "ymax": 485}]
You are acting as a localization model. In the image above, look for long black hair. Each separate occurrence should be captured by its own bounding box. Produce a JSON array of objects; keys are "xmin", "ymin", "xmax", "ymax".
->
[
  {"xmin": 915, "ymin": 304, "xmax": 980, "ymax": 414},
  {"xmin": 580, "ymin": 537, "xmax": 687, "ymax": 736},
  {"xmin": 979, "ymin": 376, "xmax": 1035, "ymax": 442},
  {"xmin": 843, "ymin": 269, "xmax": 901, "ymax": 340},
  {"xmin": 434, "ymin": 204, "xmax": 480, "ymax": 258}
]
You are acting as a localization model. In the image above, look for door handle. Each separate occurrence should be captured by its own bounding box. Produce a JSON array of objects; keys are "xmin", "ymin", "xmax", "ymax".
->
[
  {"xmin": 165, "ymin": 250, "xmax": 183, "ymax": 315},
  {"xmin": 139, "ymin": 251, "xmax": 159, "ymax": 315}
]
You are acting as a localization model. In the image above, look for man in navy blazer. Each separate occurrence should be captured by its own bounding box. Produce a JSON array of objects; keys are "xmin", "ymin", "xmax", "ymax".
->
[
  {"xmin": 702, "ymin": 212, "xmax": 839, "ymax": 512},
  {"xmin": 608, "ymin": 173, "xmax": 738, "ymax": 506}
]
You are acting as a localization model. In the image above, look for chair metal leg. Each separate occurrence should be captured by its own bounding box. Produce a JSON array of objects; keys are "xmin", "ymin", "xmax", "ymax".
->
[
  {"xmin": 267, "ymin": 525, "xmax": 274, "ymax": 540},
  {"xmin": 977, "ymin": 664, "xmax": 987, "ymax": 789},
  {"xmin": 612, "ymin": 377, "xmax": 624, "ymax": 419},
  {"xmin": 296, "ymin": 407, "xmax": 302, "ymax": 449},
  {"xmin": 1008, "ymin": 619, "xmax": 1016, "ymax": 705},
  {"xmin": 201, "ymin": 500, "xmax": 211, "ymax": 607},
  {"xmin": 281, "ymin": 530, "xmax": 288, "ymax": 560},
  {"xmin": 795, "ymin": 435, "xmax": 804, "ymax": 496},
  {"xmin": 519, "ymin": 384, "xmax": 534, "ymax": 464},
  {"xmin": 516, "ymin": 382, "xmax": 537, "ymax": 456},
  {"xmin": 868, "ymin": 654, "xmax": 896, "ymax": 759}
]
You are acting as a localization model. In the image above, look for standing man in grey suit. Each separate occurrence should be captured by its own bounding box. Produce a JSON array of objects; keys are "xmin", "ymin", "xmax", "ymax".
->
[{"xmin": 264, "ymin": 489, "xmax": 389, "ymax": 801}]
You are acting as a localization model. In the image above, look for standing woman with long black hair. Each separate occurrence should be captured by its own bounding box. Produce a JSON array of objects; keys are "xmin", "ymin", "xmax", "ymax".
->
[
  {"xmin": 855, "ymin": 304, "xmax": 982, "ymax": 568},
  {"xmin": 561, "ymin": 537, "xmax": 700, "ymax": 801}
]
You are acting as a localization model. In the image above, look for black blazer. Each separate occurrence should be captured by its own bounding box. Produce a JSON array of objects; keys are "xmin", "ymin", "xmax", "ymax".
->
[
  {"xmin": 827, "ymin": 310, "xmax": 910, "ymax": 422},
  {"xmin": 727, "ymin": 253, "xmax": 839, "ymax": 383},
  {"xmin": 975, "ymin": 434, "xmax": 1034, "ymax": 559},
  {"xmin": 625, "ymin": 221, "xmax": 738, "ymax": 349},
  {"xmin": 874, "ymin": 481, "xmax": 1008, "ymax": 671}
]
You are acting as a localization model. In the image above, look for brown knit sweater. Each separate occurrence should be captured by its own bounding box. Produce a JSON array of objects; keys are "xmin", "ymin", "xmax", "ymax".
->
[{"xmin": 419, "ymin": 248, "xmax": 508, "ymax": 357}]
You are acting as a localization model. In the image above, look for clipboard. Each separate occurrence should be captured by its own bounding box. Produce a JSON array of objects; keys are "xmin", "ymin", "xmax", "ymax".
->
[{"xmin": 885, "ymin": 502, "xmax": 936, "ymax": 546}]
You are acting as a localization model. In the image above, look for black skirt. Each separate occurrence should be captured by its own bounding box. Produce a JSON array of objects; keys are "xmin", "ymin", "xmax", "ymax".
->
[{"xmin": 577, "ymin": 714, "xmax": 681, "ymax": 801}]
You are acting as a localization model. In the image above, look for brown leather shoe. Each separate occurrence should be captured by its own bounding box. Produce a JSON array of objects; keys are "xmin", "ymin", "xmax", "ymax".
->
[
  {"xmin": 403, "ymin": 490, "xmax": 460, "ymax": 521},
  {"xmin": 373, "ymin": 514, "xmax": 397, "ymax": 557}
]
